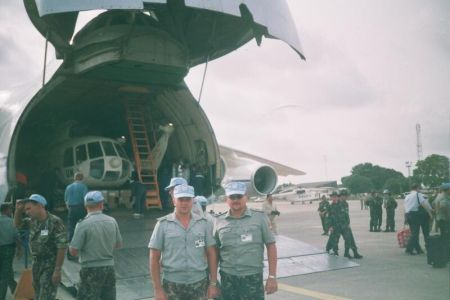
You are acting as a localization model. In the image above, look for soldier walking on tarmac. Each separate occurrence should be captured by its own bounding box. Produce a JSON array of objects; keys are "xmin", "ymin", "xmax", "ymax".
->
[
  {"xmin": 14, "ymin": 194, "xmax": 68, "ymax": 300},
  {"xmin": 383, "ymin": 190, "xmax": 398, "ymax": 232},
  {"xmin": 338, "ymin": 190, "xmax": 363, "ymax": 259},
  {"xmin": 214, "ymin": 182, "xmax": 278, "ymax": 299},
  {"xmin": 318, "ymin": 195, "xmax": 330, "ymax": 235},
  {"xmin": 149, "ymin": 184, "xmax": 219, "ymax": 300},
  {"xmin": 69, "ymin": 191, "xmax": 123, "ymax": 300}
]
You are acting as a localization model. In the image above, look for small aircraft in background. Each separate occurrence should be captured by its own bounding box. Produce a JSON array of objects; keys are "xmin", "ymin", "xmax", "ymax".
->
[{"xmin": 272, "ymin": 187, "xmax": 336, "ymax": 204}]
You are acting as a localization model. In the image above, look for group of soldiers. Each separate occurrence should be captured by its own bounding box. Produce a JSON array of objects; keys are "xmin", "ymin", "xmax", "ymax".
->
[
  {"xmin": 318, "ymin": 190, "xmax": 363, "ymax": 259},
  {"xmin": 0, "ymin": 174, "xmax": 278, "ymax": 300},
  {"xmin": 365, "ymin": 190, "xmax": 398, "ymax": 232}
]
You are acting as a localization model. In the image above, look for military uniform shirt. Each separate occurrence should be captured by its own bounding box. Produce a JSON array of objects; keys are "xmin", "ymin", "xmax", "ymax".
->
[
  {"xmin": 148, "ymin": 212, "xmax": 215, "ymax": 284},
  {"xmin": 0, "ymin": 214, "xmax": 18, "ymax": 245},
  {"xmin": 20, "ymin": 213, "xmax": 68, "ymax": 258},
  {"xmin": 214, "ymin": 208, "xmax": 275, "ymax": 276},
  {"xmin": 70, "ymin": 211, "xmax": 122, "ymax": 268}
]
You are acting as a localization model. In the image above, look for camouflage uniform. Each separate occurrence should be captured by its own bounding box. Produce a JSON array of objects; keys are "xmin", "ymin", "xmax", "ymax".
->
[
  {"xmin": 384, "ymin": 196, "xmax": 398, "ymax": 232},
  {"xmin": 77, "ymin": 266, "xmax": 116, "ymax": 300},
  {"xmin": 367, "ymin": 194, "xmax": 383, "ymax": 231},
  {"xmin": 326, "ymin": 202, "xmax": 340, "ymax": 254},
  {"xmin": 162, "ymin": 277, "xmax": 208, "ymax": 300},
  {"xmin": 20, "ymin": 213, "xmax": 68, "ymax": 300},
  {"xmin": 220, "ymin": 271, "xmax": 264, "ymax": 300},
  {"xmin": 318, "ymin": 199, "xmax": 330, "ymax": 234}
]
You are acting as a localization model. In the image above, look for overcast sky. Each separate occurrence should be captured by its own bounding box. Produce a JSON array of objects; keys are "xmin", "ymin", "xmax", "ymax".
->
[{"xmin": 1, "ymin": 0, "xmax": 449, "ymax": 184}]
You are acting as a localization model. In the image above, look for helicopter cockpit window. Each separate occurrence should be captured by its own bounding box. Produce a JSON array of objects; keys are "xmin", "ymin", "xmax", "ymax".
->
[
  {"xmin": 63, "ymin": 148, "xmax": 74, "ymax": 167},
  {"xmin": 114, "ymin": 143, "xmax": 127, "ymax": 159},
  {"xmin": 88, "ymin": 142, "xmax": 103, "ymax": 159},
  {"xmin": 102, "ymin": 141, "xmax": 116, "ymax": 156},
  {"xmin": 90, "ymin": 159, "xmax": 104, "ymax": 179},
  {"xmin": 75, "ymin": 144, "xmax": 88, "ymax": 164}
]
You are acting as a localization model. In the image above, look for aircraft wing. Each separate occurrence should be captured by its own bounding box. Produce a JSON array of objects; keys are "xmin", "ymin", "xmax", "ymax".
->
[
  {"xmin": 220, "ymin": 145, "xmax": 305, "ymax": 177},
  {"xmin": 26, "ymin": 0, "xmax": 305, "ymax": 62}
]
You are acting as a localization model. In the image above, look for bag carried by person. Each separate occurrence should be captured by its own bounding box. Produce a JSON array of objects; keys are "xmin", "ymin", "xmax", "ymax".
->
[
  {"xmin": 427, "ymin": 234, "xmax": 448, "ymax": 268},
  {"xmin": 397, "ymin": 228, "xmax": 411, "ymax": 248}
]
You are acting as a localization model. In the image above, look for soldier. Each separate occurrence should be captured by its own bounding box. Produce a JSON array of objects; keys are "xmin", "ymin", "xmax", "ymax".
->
[
  {"xmin": 367, "ymin": 191, "xmax": 383, "ymax": 232},
  {"xmin": 14, "ymin": 194, "xmax": 68, "ymax": 300},
  {"xmin": 383, "ymin": 190, "xmax": 398, "ymax": 232},
  {"xmin": 196, "ymin": 196, "xmax": 215, "ymax": 223},
  {"xmin": 69, "ymin": 191, "xmax": 123, "ymax": 300},
  {"xmin": 149, "ymin": 184, "xmax": 219, "ymax": 300},
  {"xmin": 325, "ymin": 191, "xmax": 340, "ymax": 255},
  {"xmin": 318, "ymin": 195, "xmax": 330, "ymax": 235},
  {"xmin": 338, "ymin": 190, "xmax": 363, "ymax": 259},
  {"xmin": 262, "ymin": 193, "xmax": 280, "ymax": 235},
  {"xmin": 64, "ymin": 172, "xmax": 88, "ymax": 241},
  {"xmin": 214, "ymin": 182, "xmax": 278, "ymax": 299},
  {"xmin": 0, "ymin": 203, "xmax": 19, "ymax": 300}
]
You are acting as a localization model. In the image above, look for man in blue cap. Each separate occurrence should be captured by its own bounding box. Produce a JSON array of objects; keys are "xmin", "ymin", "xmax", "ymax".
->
[
  {"xmin": 69, "ymin": 191, "xmax": 123, "ymax": 300},
  {"xmin": 149, "ymin": 184, "xmax": 219, "ymax": 300},
  {"xmin": 214, "ymin": 182, "xmax": 278, "ymax": 299},
  {"xmin": 14, "ymin": 194, "xmax": 68, "ymax": 300}
]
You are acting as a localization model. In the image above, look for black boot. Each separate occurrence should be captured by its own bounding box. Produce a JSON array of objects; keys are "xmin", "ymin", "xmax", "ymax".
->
[
  {"xmin": 352, "ymin": 248, "xmax": 363, "ymax": 259},
  {"xmin": 344, "ymin": 248, "xmax": 352, "ymax": 258},
  {"xmin": 370, "ymin": 225, "xmax": 374, "ymax": 232},
  {"xmin": 333, "ymin": 249, "xmax": 339, "ymax": 256}
]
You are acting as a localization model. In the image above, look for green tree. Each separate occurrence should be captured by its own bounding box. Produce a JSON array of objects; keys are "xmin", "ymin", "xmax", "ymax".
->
[
  {"xmin": 350, "ymin": 163, "xmax": 405, "ymax": 190},
  {"xmin": 412, "ymin": 154, "xmax": 450, "ymax": 187},
  {"xmin": 384, "ymin": 177, "xmax": 408, "ymax": 194},
  {"xmin": 341, "ymin": 174, "xmax": 373, "ymax": 194}
]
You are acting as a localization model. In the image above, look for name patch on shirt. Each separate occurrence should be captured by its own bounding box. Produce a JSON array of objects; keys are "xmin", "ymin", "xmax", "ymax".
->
[
  {"xmin": 241, "ymin": 233, "xmax": 253, "ymax": 242},
  {"xmin": 40, "ymin": 230, "xmax": 49, "ymax": 236},
  {"xmin": 195, "ymin": 238, "xmax": 205, "ymax": 248}
]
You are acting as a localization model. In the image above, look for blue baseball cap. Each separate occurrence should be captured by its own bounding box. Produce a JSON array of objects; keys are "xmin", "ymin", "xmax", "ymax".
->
[
  {"xmin": 165, "ymin": 177, "xmax": 188, "ymax": 191},
  {"xmin": 224, "ymin": 182, "xmax": 247, "ymax": 196},
  {"xmin": 195, "ymin": 196, "xmax": 208, "ymax": 206},
  {"xmin": 173, "ymin": 184, "xmax": 195, "ymax": 198},
  {"xmin": 24, "ymin": 194, "xmax": 47, "ymax": 207},
  {"xmin": 84, "ymin": 191, "xmax": 104, "ymax": 204},
  {"xmin": 441, "ymin": 183, "xmax": 450, "ymax": 190}
]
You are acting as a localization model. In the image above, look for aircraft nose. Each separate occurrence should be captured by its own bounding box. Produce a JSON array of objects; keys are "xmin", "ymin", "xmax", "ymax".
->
[{"xmin": 109, "ymin": 157, "xmax": 121, "ymax": 168}]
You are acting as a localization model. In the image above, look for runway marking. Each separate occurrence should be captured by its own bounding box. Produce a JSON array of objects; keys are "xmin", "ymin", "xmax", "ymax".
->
[{"xmin": 278, "ymin": 283, "xmax": 351, "ymax": 300}]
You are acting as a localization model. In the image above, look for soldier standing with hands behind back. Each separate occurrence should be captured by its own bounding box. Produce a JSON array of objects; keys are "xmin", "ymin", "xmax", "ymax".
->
[
  {"xmin": 14, "ymin": 194, "xmax": 67, "ymax": 300},
  {"xmin": 215, "ymin": 182, "xmax": 278, "ymax": 300}
]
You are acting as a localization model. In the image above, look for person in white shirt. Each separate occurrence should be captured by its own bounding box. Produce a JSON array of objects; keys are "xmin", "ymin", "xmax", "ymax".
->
[{"xmin": 403, "ymin": 184, "xmax": 434, "ymax": 255}]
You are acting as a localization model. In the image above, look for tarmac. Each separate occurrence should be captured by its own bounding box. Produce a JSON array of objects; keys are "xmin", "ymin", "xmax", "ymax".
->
[{"xmin": 6, "ymin": 198, "xmax": 450, "ymax": 300}]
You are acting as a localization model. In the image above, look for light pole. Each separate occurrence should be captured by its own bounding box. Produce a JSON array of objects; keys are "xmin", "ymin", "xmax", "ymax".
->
[{"xmin": 405, "ymin": 161, "xmax": 412, "ymax": 177}]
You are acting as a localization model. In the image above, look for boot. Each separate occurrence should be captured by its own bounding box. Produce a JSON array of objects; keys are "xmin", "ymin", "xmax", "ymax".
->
[
  {"xmin": 333, "ymin": 249, "xmax": 339, "ymax": 256},
  {"xmin": 370, "ymin": 225, "xmax": 374, "ymax": 232},
  {"xmin": 344, "ymin": 248, "xmax": 352, "ymax": 258},
  {"xmin": 352, "ymin": 248, "xmax": 363, "ymax": 259}
]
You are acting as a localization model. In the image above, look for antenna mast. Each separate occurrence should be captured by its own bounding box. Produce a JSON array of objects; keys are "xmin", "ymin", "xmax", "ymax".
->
[{"xmin": 416, "ymin": 123, "xmax": 423, "ymax": 161}]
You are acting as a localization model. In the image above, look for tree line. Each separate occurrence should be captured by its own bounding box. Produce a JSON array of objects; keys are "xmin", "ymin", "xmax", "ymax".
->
[{"xmin": 341, "ymin": 154, "xmax": 449, "ymax": 194}]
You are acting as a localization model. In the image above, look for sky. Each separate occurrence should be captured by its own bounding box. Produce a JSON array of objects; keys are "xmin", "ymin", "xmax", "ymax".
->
[{"xmin": 1, "ymin": 0, "xmax": 449, "ymax": 184}]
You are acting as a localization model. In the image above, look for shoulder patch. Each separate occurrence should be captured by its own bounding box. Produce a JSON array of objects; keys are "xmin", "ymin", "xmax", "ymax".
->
[{"xmin": 214, "ymin": 211, "xmax": 227, "ymax": 218}]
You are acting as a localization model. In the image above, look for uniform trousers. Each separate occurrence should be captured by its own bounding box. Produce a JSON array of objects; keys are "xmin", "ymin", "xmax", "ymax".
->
[
  {"xmin": 385, "ymin": 208, "xmax": 395, "ymax": 231},
  {"xmin": 162, "ymin": 277, "xmax": 208, "ymax": 300},
  {"xmin": 32, "ymin": 257, "xmax": 58, "ymax": 300},
  {"xmin": 78, "ymin": 266, "xmax": 116, "ymax": 300},
  {"xmin": 0, "ymin": 245, "xmax": 15, "ymax": 300},
  {"xmin": 220, "ymin": 271, "xmax": 264, "ymax": 300},
  {"xmin": 67, "ymin": 205, "xmax": 86, "ymax": 241}
]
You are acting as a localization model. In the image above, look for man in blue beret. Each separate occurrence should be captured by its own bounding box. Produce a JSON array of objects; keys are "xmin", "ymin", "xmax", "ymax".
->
[
  {"xmin": 149, "ymin": 184, "xmax": 219, "ymax": 300},
  {"xmin": 14, "ymin": 194, "xmax": 68, "ymax": 300},
  {"xmin": 214, "ymin": 182, "xmax": 278, "ymax": 299},
  {"xmin": 69, "ymin": 191, "xmax": 123, "ymax": 300}
]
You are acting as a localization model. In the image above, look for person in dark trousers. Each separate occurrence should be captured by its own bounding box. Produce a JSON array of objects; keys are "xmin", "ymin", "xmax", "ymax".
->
[
  {"xmin": 404, "ymin": 184, "xmax": 434, "ymax": 255},
  {"xmin": 318, "ymin": 196, "xmax": 330, "ymax": 235},
  {"xmin": 0, "ymin": 203, "xmax": 19, "ymax": 300},
  {"xmin": 130, "ymin": 171, "xmax": 147, "ymax": 218},
  {"xmin": 383, "ymin": 190, "xmax": 398, "ymax": 232}
]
